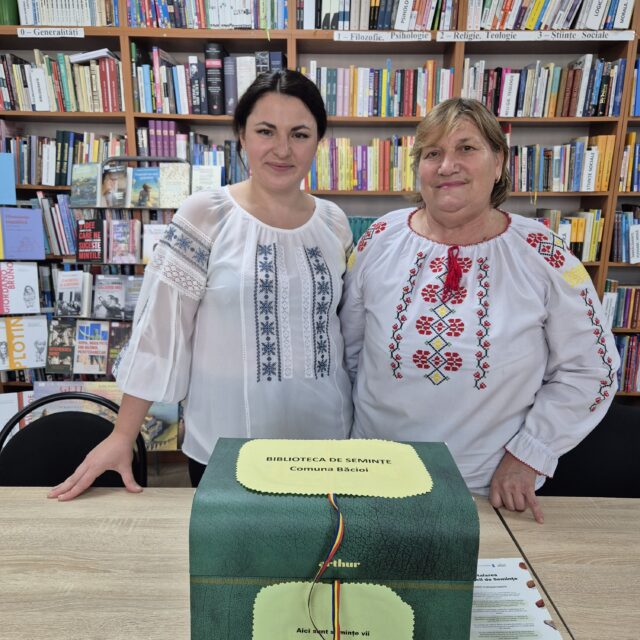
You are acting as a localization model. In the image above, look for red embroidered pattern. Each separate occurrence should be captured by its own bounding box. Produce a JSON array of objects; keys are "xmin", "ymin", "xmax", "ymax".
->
[
  {"xmin": 389, "ymin": 251, "xmax": 426, "ymax": 379},
  {"xmin": 526, "ymin": 231, "xmax": 566, "ymax": 269},
  {"xmin": 357, "ymin": 221, "xmax": 387, "ymax": 252},
  {"xmin": 473, "ymin": 257, "xmax": 491, "ymax": 390},
  {"xmin": 411, "ymin": 254, "xmax": 467, "ymax": 385},
  {"xmin": 581, "ymin": 289, "xmax": 615, "ymax": 412}
]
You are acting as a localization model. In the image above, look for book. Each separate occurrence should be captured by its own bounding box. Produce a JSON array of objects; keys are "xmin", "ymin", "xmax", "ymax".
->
[
  {"xmin": 159, "ymin": 162, "xmax": 190, "ymax": 208},
  {"xmin": 142, "ymin": 224, "xmax": 168, "ymax": 265},
  {"xmin": 124, "ymin": 275, "xmax": 143, "ymax": 320},
  {"xmin": 223, "ymin": 56, "xmax": 238, "ymax": 116},
  {"xmin": 54, "ymin": 270, "xmax": 93, "ymax": 317},
  {"xmin": 76, "ymin": 219, "xmax": 106, "ymax": 262},
  {"xmin": 101, "ymin": 164, "xmax": 128, "ymax": 207},
  {"xmin": 106, "ymin": 321, "xmax": 132, "ymax": 377},
  {"xmin": 45, "ymin": 317, "xmax": 76, "ymax": 375},
  {"xmin": 92, "ymin": 275, "xmax": 126, "ymax": 320},
  {"xmin": 128, "ymin": 167, "xmax": 160, "ymax": 208},
  {"xmin": 0, "ymin": 152, "xmax": 16, "ymax": 205},
  {"xmin": 70, "ymin": 163, "xmax": 101, "ymax": 207},
  {"xmin": 204, "ymin": 42, "xmax": 226, "ymax": 116},
  {"xmin": 73, "ymin": 319, "xmax": 110, "ymax": 375},
  {"xmin": 0, "ymin": 315, "xmax": 48, "ymax": 371},
  {"xmin": 0, "ymin": 262, "xmax": 41, "ymax": 315},
  {"xmin": 108, "ymin": 219, "xmax": 141, "ymax": 264},
  {"xmin": 0, "ymin": 207, "xmax": 46, "ymax": 260},
  {"xmin": 191, "ymin": 165, "xmax": 223, "ymax": 193}
]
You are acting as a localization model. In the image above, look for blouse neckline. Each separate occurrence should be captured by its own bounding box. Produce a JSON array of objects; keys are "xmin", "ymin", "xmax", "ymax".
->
[
  {"xmin": 406, "ymin": 208, "xmax": 512, "ymax": 248},
  {"xmin": 223, "ymin": 185, "xmax": 320, "ymax": 234}
]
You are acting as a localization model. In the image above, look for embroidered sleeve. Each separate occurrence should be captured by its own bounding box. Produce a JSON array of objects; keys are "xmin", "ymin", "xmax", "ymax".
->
[
  {"xmin": 147, "ymin": 213, "xmax": 213, "ymax": 302},
  {"xmin": 114, "ymin": 192, "xmax": 225, "ymax": 403},
  {"xmin": 506, "ymin": 231, "xmax": 620, "ymax": 477}
]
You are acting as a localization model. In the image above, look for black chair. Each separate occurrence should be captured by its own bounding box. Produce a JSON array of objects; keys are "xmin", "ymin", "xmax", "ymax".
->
[
  {"xmin": 0, "ymin": 392, "xmax": 147, "ymax": 488},
  {"xmin": 538, "ymin": 399, "xmax": 640, "ymax": 498}
]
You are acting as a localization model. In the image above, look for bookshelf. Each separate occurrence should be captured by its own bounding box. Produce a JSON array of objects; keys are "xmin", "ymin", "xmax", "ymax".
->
[{"xmin": 1, "ymin": 0, "xmax": 639, "ymax": 402}]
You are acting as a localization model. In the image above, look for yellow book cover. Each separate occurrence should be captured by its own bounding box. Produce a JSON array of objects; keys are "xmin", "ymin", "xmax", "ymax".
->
[
  {"xmin": 524, "ymin": 0, "xmax": 547, "ymax": 30},
  {"xmin": 381, "ymin": 68, "xmax": 388, "ymax": 118},
  {"xmin": 626, "ymin": 131, "xmax": 636, "ymax": 192},
  {"xmin": 589, "ymin": 209, "xmax": 602, "ymax": 262},
  {"xmin": 350, "ymin": 65, "xmax": 357, "ymax": 118},
  {"xmin": 575, "ymin": 216, "xmax": 586, "ymax": 256},
  {"xmin": 600, "ymin": 135, "xmax": 615, "ymax": 192},
  {"xmin": 425, "ymin": 60, "xmax": 435, "ymax": 111}
]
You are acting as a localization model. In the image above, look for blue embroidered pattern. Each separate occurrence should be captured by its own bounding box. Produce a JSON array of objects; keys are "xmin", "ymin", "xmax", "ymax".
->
[
  {"xmin": 304, "ymin": 246, "xmax": 333, "ymax": 378},
  {"xmin": 160, "ymin": 219, "xmax": 210, "ymax": 278},
  {"xmin": 255, "ymin": 243, "xmax": 281, "ymax": 382}
]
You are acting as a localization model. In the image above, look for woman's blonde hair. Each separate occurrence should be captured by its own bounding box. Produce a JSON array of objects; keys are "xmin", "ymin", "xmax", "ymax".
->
[{"xmin": 410, "ymin": 98, "xmax": 511, "ymax": 208}]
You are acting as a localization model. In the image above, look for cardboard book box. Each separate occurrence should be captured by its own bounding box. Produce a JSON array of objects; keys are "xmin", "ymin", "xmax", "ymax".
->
[{"xmin": 190, "ymin": 438, "xmax": 479, "ymax": 639}]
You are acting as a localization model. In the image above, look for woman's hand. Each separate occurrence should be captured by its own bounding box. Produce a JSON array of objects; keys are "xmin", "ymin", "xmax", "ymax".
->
[
  {"xmin": 489, "ymin": 451, "xmax": 544, "ymax": 524},
  {"xmin": 47, "ymin": 431, "xmax": 142, "ymax": 501}
]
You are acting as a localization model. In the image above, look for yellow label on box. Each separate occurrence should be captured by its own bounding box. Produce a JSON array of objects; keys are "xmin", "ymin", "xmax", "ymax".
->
[
  {"xmin": 252, "ymin": 582, "xmax": 414, "ymax": 640},
  {"xmin": 236, "ymin": 439, "xmax": 432, "ymax": 497}
]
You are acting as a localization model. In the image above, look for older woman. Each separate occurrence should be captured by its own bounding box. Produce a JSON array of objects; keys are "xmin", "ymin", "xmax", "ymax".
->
[{"xmin": 340, "ymin": 98, "xmax": 618, "ymax": 523}]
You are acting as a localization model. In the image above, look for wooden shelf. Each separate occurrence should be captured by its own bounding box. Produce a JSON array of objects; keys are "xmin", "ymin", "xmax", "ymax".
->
[
  {"xmin": 612, "ymin": 328, "xmax": 640, "ymax": 334},
  {"xmin": 310, "ymin": 190, "xmax": 415, "ymax": 196},
  {"xmin": 16, "ymin": 184, "xmax": 71, "ymax": 191},
  {"xmin": 608, "ymin": 262, "xmax": 640, "ymax": 268},
  {"xmin": 0, "ymin": 381, "xmax": 34, "ymax": 389},
  {"xmin": 508, "ymin": 191, "xmax": 610, "ymax": 197},
  {"xmin": 498, "ymin": 117, "xmax": 619, "ymax": 125},
  {"xmin": 0, "ymin": 111, "xmax": 126, "ymax": 123},
  {"xmin": 616, "ymin": 392, "xmax": 640, "ymax": 397}
]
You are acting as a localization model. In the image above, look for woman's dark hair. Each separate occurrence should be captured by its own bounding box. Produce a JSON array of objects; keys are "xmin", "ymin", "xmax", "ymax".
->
[{"xmin": 233, "ymin": 69, "xmax": 327, "ymax": 146}]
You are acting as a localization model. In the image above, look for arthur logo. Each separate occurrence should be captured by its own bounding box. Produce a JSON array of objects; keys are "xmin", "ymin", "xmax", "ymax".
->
[{"xmin": 318, "ymin": 558, "xmax": 360, "ymax": 569}]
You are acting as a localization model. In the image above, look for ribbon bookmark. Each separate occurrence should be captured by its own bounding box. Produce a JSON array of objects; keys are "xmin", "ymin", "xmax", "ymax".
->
[{"xmin": 308, "ymin": 493, "xmax": 345, "ymax": 640}]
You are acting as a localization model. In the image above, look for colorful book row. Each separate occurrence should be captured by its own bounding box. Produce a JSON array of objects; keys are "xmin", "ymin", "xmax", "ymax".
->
[
  {"xmin": 466, "ymin": 0, "xmax": 634, "ymax": 31},
  {"xmin": 304, "ymin": 135, "xmax": 417, "ymax": 192},
  {"xmin": 128, "ymin": 0, "xmax": 287, "ymax": 29},
  {"xmin": 509, "ymin": 135, "xmax": 615, "ymax": 193},
  {"xmin": 0, "ymin": 49, "xmax": 124, "ymax": 113},
  {"xmin": 610, "ymin": 208, "xmax": 640, "ymax": 264},
  {"xmin": 305, "ymin": 60, "xmax": 454, "ymax": 118},
  {"xmin": 615, "ymin": 334, "xmax": 640, "ymax": 392},
  {"xmin": 462, "ymin": 55, "xmax": 626, "ymax": 118}
]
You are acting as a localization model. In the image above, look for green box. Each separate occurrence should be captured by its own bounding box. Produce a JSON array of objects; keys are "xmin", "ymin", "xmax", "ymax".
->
[{"xmin": 190, "ymin": 439, "xmax": 479, "ymax": 639}]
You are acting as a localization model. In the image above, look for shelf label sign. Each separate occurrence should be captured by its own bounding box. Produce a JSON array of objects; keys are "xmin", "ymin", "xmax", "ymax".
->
[
  {"xmin": 436, "ymin": 30, "xmax": 634, "ymax": 42},
  {"xmin": 334, "ymin": 31, "xmax": 432, "ymax": 42},
  {"xmin": 17, "ymin": 27, "xmax": 85, "ymax": 38}
]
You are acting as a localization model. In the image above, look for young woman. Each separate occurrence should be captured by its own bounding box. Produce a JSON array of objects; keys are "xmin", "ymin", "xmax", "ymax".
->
[{"xmin": 49, "ymin": 70, "xmax": 353, "ymax": 499}]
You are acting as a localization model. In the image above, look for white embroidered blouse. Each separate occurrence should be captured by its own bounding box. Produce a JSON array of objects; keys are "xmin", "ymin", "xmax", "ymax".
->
[
  {"xmin": 340, "ymin": 208, "xmax": 619, "ymax": 494},
  {"xmin": 115, "ymin": 188, "xmax": 354, "ymax": 465}
]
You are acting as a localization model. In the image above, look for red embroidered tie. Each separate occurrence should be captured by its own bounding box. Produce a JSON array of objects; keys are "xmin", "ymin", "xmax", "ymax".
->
[{"xmin": 442, "ymin": 245, "xmax": 462, "ymax": 302}]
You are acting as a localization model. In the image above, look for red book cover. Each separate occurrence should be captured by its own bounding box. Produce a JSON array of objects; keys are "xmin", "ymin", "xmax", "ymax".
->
[{"xmin": 98, "ymin": 58, "xmax": 110, "ymax": 113}]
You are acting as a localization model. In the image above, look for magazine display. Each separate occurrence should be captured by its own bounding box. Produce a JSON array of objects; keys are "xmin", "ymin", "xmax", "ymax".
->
[
  {"xmin": 93, "ymin": 275, "xmax": 126, "ymax": 320},
  {"xmin": 159, "ymin": 162, "xmax": 190, "ymax": 208},
  {"xmin": 0, "ymin": 315, "xmax": 48, "ymax": 371},
  {"xmin": 0, "ymin": 262, "xmax": 41, "ymax": 314},
  {"xmin": 73, "ymin": 319, "xmax": 109, "ymax": 374},
  {"xmin": 101, "ymin": 164, "xmax": 128, "ymax": 207},
  {"xmin": 45, "ymin": 317, "xmax": 76, "ymax": 375},
  {"xmin": 54, "ymin": 270, "xmax": 92, "ymax": 317},
  {"xmin": 142, "ymin": 224, "xmax": 168, "ymax": 264},
  {"xmin": 70, "ymin": 163, "xmax": 101, "ymax": 207}
]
